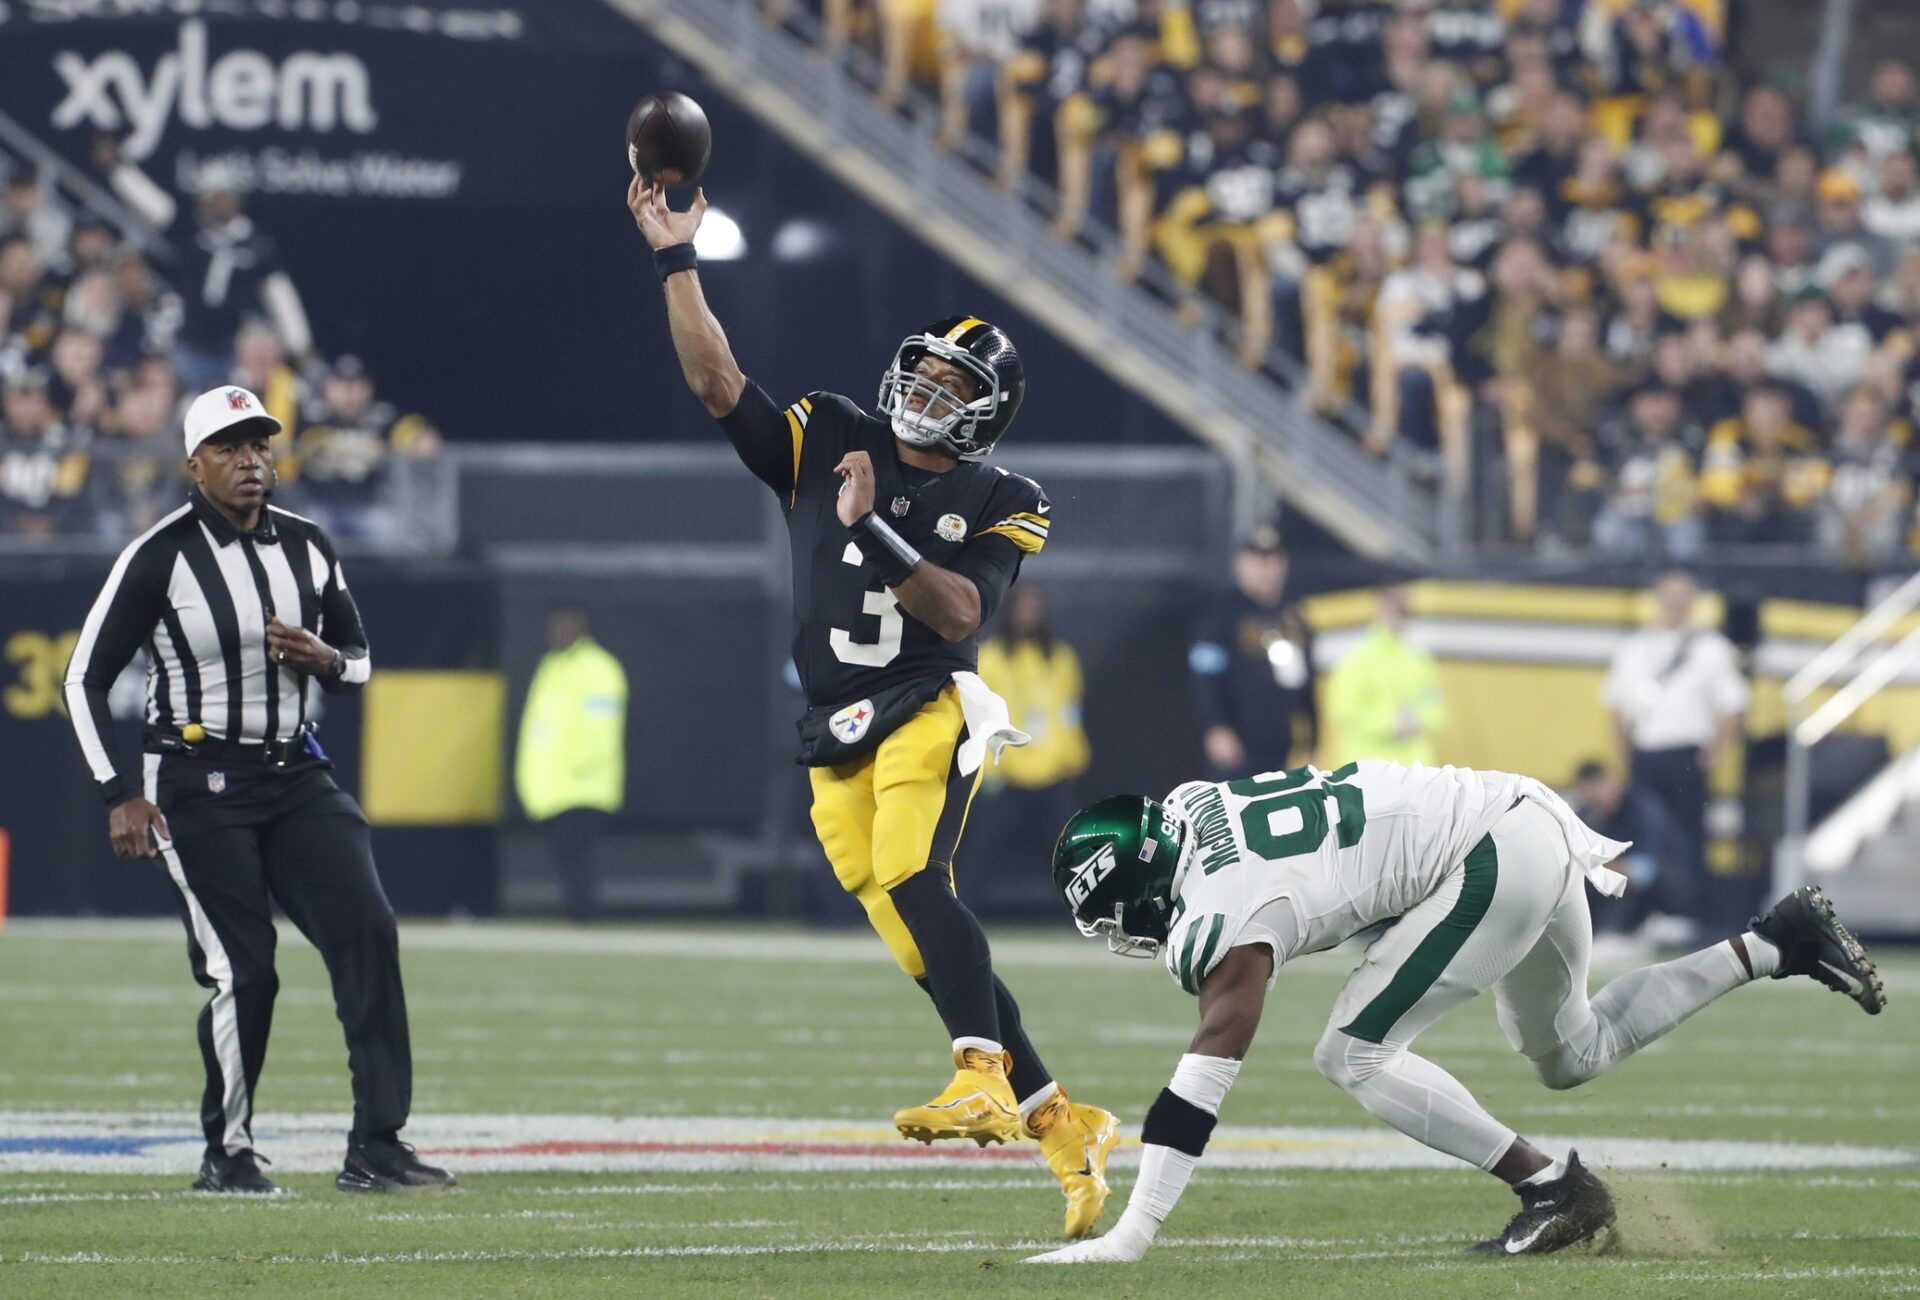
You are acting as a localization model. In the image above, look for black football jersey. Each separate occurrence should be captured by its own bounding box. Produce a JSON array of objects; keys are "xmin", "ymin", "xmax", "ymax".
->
[{"xmin": 718, "ymin": 382, "xmax": 1051, "ymax": 710}]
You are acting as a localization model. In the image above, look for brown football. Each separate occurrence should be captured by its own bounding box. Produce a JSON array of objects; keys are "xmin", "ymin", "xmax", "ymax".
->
[{"xmin": 626, "ymin": 91, "xmax": 712, "ymax": 186}]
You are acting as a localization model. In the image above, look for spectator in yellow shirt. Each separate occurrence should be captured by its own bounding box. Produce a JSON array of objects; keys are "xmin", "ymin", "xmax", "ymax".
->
[
  {"xmin": 1326, "ymin": 583, "xmax": 1446, "ymax": 767},
  {"xmin": 974, "ymin": 586, "xmax": 1089, "ymax": 914},
  {"xmin": 515, "ymin": 608, "xmax": 628, "ymax": 922}
]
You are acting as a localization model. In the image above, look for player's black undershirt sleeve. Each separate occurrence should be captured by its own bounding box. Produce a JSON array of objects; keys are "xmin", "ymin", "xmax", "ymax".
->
[
  {"xmin": 945, "ymin": 534, "xmax": 1026, "ymax": 625},
  {"xmin": 716, "ymin": 380, "xmax": 796, "ymax": 497}
]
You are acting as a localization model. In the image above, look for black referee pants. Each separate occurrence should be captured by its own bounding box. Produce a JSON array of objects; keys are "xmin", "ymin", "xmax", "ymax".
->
[
  {"xmin": 1630, "ymin": 745, "xmax": 1711, "ymax": 925},
  {"xmin": 150, "ymin": 754, "xmax": 411, "ymax": 1157}
]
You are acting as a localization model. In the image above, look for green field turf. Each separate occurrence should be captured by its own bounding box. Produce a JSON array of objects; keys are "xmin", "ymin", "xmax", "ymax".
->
[{"xmin": 0, "ymin": 918, "xmax": 1915, "ymax": 1297}]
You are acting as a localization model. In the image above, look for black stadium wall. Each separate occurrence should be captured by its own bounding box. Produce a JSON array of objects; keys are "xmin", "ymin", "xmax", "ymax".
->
[
  {"xmin": 0, "ymin": 555, "xmax": 1216, "ymax": 918},
  {"xmin": 0, "ymin": 1, "xmax": 1192, "ymax": 448}
]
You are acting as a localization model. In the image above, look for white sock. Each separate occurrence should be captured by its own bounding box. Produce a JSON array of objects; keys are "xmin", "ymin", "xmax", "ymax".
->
[
  {"xmin": 1017, "ymin": 1082, "xmax": 1061, "ymax": 1122},
  {"xmin": 1738, "ymin": 931, "xmax": 1780, "ymax": 979},
  {"xmin": 952, "ymin": 1036, "xmax": 1003, "ymax": 1062},
  {"xmin": 1520, "ymin": 1155, "xmax": 1569, "ymax": 1186}
]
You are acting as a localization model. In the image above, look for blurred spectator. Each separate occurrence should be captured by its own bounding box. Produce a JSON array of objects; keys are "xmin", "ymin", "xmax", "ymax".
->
[
  {"xmin": 515, "ymin": 607, "xmax": 628, "ymax": 923},
  {"xmin": 1567, "ymin": 758, "xmax": 1694, "ymax": 940},
  {"xmin": 0, "ymin": 367, "xmax": 94, "ymax": 539},
  {"xmin": 0, "ymin": 168, "xmax": 72, "ymax": 273},
  {"xmin": 1603, "ymin": 568, "xmax": 1748, "ymax": 934},
  {"xmin": 1826, "ymin": 57, "xmax": 1920, "ymax": 164},
  {"xmin": 1188, "ymin": 525, "xmax": 1318, "ymax": 780},
  {"xmin": 1698, "ymin": 382, "xmax": 1827, "ymax": 545},
  {"xmin": 99, "ymin": 143, "xmax": 315, "ymax": 391},
  {"xmin": 1589, "ymin": 381, "xmax": 1704, "ymax": 557},
  {"xmin": 97, "ymin": 377, "xmax": 180, "ymax": 534},
  {"xmin": 1325, "ymin": 582, "xmax": 1444, "ymax": 766},
  {"xmin": 0, "ymin": 235, "xmax": 65, "ymax": 362},
  {"xmin": 934, "ymin": 0, "xmax": 1040, "ymax": 149},
  {"xmin": 797, "ymin": 6, "xmax": 1920, "ymax": 562},
  {"xmin": 1820, "ymin": 388, "xmax": 1916, "ymax": 566},
  {"xmin": 1865, "ymin": 147, "xmax": 1920, "ymax": 244},
  {"xmin": 975, "ymin": 585, "xmax": 1090, "ymax": 913},
  {"xmin": 291, "ymin": 356, "xmax": 442, "ymax": 539}
]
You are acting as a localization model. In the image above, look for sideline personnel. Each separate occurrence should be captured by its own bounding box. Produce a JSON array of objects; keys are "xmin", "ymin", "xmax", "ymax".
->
[{"xmin": 63, "ymin": 384, "xmax": 453, "ymax": 1196}]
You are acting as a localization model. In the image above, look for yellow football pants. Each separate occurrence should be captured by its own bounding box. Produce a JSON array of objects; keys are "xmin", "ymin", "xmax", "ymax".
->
[{"xmin": 809, "ymin": 686, "xmax": 982, "ymax": 978}]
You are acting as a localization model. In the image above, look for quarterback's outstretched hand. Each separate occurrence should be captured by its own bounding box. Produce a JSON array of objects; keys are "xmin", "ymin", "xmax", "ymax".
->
[
  {"xmin": 628, "ymin": 175, "xmax": 707, "ymax": 249},
  {"xmin": 1025, "ymin": 1230, "xmax": 1149, "ymax": 1264}
]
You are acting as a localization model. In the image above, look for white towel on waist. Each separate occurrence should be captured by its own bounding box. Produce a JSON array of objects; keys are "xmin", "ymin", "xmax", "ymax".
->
[
  {"xmin": 950, "ymin": 671, "xmax": 1029, "ymax": 778},
  {"xmin": 1517, "ymin": 777, "xmax": 1632, "ymax": 898}
]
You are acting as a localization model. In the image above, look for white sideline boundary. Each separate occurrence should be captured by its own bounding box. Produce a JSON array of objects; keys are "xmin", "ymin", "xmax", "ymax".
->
[{"xmin": 0, "ymin": 1111, "xmax": 1911, "ymax": 1176}]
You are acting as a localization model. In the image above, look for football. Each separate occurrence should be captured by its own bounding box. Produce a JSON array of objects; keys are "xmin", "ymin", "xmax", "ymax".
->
[{"xmin": 626, "ymin": 91, "xmax": 712, "ymax": 186}]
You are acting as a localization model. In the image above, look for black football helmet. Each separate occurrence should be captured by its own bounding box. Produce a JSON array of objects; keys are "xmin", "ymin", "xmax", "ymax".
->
[{"xmin": 877, "ymin": 315, "xmax": 1026, "ymax": 457}]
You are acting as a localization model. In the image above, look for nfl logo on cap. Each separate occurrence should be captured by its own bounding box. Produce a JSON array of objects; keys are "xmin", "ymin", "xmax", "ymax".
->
[{"xmin": 184, "ymin": 384, "xmax": 284, "ymax": 456}]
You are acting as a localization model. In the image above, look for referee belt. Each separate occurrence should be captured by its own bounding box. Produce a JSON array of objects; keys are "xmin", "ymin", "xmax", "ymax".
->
[{"xmin": 148, "ymin": 726, "xmax": 316, "ymax": 769}]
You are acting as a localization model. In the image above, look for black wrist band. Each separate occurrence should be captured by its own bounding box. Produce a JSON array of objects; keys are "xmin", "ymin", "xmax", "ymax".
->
[
  {"xmin": 850, "ymin": 511, "xmax": 922, "ymax": 586},
  {"xmin": 654, "ymin": 242, "xmax": 698, "ymax": 281}
]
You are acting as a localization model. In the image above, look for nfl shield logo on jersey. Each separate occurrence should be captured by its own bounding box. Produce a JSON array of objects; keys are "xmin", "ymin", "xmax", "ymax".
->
[
  {"xmin": 831, "ymin": 700, "xmax": 875, "ymax": 744},
  {"xmin": 890, "ymin": 496, "xmax": 911, "ymax": 517},
  {"xmin": 207, "ymin": 771, "xmax": 227, "ymax": 794}
]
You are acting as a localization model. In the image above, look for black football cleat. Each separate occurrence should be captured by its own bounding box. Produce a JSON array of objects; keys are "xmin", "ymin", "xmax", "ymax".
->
[
  {"xmin": 192, "ymin": 1148, "xmax": 278, "ymax": 1194},
  {"xmin": 1750, "ymin": 885, "xmax": 1886, "ymax": 1015},
  {"xmin": 1471, "ymin": 1151, "xmax": 1616, "ymax": 1256},
  {"xmin": 336, "ymin": 1136, "xmax": 457, "ymax": 1194}
]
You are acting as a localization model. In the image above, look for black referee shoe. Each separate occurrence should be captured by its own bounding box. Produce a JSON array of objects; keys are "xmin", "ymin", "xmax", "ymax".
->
[
  {"xmin": 193, "ymin": 1148, "xmax": 278, "ymax": 1195},
  {"xmin": 336, "ymin": 1135, "xmax": 457, "ymax": 1194}
]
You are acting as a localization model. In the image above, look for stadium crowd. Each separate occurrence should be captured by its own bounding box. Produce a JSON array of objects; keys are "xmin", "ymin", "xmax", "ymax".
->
[
  {"xmin": 788, "ymin": 0, "xmax": 1920, "ymax": 563},
  {"xmin": 0, "ymin": 147, "xmax": 440, "ymax": 545}
]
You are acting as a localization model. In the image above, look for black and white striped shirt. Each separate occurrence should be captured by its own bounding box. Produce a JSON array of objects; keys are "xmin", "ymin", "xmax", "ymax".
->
[{"xmin": 63, "ymin": 491, "xmax": 370, "ymax": 805}]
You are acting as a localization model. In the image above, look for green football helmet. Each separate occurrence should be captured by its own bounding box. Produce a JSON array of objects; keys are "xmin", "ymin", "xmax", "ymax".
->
[{"xmin": 1051, "ymin": 795, "xmax": 1188, "ymax": 958}]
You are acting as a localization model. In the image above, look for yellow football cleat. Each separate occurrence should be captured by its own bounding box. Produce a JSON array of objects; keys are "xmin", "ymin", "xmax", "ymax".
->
[
  {"xmin": 893, "ymin": 1048, "xmax": 1022, "ymax": 1147},
  {"xmin": 1026, "ymin": 1092, "xmax": 1120, "ymax": 1238}
]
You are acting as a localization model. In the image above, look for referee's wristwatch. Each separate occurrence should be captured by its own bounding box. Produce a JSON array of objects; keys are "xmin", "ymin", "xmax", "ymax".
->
[{"xmin": 325, "ymin": 649, "xmax": 346, "ymax": 681}]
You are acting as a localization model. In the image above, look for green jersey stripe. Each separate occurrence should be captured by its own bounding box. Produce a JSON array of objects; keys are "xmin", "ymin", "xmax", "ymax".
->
[{"xmin": 1338, "ymin": 832, "xmax": 1499, "ymax": 1044}]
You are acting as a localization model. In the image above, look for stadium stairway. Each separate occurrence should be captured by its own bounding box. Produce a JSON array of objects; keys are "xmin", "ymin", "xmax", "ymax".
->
[{"xmin": 605, "ymin": 0, "xmax": 1442, "ymax": 563}]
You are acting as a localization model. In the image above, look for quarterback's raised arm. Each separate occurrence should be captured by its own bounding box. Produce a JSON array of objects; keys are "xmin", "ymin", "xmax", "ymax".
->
[
  {"xmin": 1030, "ymin": 944, "xmax": 1272, "ymax": 1264},
  {"xmin": 629, "ymin": 178, "xmax": 745, "ymax": 418}
]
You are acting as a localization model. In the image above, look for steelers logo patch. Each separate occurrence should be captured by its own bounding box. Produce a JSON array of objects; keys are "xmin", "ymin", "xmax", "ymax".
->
[{"xmin": 935, "ymin": 513, "xmax": 967, "ymax": 543}]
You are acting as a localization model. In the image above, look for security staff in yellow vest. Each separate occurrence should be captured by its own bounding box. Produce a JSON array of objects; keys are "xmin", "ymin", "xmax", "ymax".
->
[
  {"xmin": 515, "ymin": 608, "xmax": 628, "ymax": 922},
  {"xmin": 974, "ymin": 587, "xmax": 1090, "ymax": 914},
  {"xmin": 1326, "ymin": 583, "xmax": 1446, "ymax": 767}
]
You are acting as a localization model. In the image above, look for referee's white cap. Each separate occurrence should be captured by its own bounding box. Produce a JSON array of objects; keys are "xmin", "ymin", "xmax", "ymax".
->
[{"xmin": 184, "ymin": 385, "xmax": 284, "ymax": 456}]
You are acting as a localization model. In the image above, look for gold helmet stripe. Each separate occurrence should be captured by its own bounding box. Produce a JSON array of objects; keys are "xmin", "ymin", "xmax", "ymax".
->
[{"xmin": 945, "ymin": 317, "xmax": 986, "ymax": 341}]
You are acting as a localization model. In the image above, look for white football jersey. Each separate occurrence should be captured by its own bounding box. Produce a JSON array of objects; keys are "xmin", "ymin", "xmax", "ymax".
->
[{"xmin": 1160, "ymin": 760, "xmax": 1527, "ymax": 994}]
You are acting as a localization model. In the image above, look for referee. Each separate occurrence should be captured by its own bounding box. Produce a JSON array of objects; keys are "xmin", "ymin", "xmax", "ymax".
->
[{"xmin": 62, "ymin": 384, "xmax": 453, "ymax": 1196}]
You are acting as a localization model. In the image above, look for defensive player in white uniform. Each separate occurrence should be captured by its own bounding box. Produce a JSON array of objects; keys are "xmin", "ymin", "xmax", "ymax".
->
[{"xmin": 1031, "ymin": 760, "xmax": 1886, "ymax": 1262}]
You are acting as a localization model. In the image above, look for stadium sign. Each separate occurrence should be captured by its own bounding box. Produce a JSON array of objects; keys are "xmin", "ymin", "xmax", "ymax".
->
[
  {"xmin": 51, "ymin": 19, "xmax": 377, "ymax": 161},
  {"xmin": 0, "ymin": 1, "xmax": 643, "ymax": 204}
]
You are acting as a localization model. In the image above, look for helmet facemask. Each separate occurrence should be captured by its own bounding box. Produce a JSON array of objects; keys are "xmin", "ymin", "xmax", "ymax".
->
[
  {"xmin": 1052, "ymin": 798, "xmax": 1189, "ymax": 960},
  {"xmin": 878, "ymin": 336, "xmax": 1002, "ymax": 457}
]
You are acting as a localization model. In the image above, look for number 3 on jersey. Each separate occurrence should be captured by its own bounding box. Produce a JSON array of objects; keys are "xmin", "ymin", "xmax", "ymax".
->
[{"xmin": 829, "ymin": 540, "xmax": 903, "ymax": 667}]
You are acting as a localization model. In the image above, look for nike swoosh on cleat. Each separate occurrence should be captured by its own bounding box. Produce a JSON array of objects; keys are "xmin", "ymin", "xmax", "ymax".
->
[
  {"xmin": 1818, "ymin": 960, "xmax": 1865, "ymax": 994},
  {"xmin": 1504, "ymin": 1222, "xmax": 1554, "ymax": 1254},
  {"xmin": 927, "ymin": 1093, "xmax": 993, "ymax": 1111}
]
